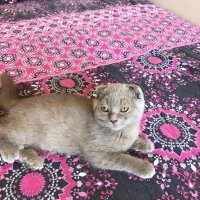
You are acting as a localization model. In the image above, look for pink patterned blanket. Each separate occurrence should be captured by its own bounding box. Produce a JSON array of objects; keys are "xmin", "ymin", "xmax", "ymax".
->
[
  {"xmin": 0, "ymin": 4, "xmax": 200, "ymax": 82},
  {"xmin": 0, "ymin": 1, "xmax": 200, "ymax": 200}
]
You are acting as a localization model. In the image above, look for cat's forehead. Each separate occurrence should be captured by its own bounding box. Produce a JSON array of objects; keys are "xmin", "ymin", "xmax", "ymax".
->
[
  {"xmin": 101, "ymin": 91, "xmax": 134, "ymax": 104},
  {"xmin": 101, "ymin": 86, "xmax": 134, "ymax": 99}
]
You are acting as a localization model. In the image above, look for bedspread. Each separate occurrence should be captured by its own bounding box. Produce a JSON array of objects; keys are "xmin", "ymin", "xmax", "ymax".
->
[{"xmin": 0, "ymin": 0, "xmax": 199, "ymax": 200}]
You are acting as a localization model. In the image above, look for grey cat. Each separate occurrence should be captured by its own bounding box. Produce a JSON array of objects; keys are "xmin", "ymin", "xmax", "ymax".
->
[{"xmin": 0, "ymin": 73, "xmax": 155, "ymax": 179}]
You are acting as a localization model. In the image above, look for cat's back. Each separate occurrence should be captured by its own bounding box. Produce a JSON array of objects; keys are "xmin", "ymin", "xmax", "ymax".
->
[{"xmin": 6, "ymin": 93, "xmax": 93, "ymax": 123}]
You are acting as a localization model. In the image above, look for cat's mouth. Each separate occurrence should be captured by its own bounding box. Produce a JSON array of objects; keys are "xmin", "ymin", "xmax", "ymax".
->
[{"xmin": 109, "ymin": 122, "xmax": 123, "ymax": 130}]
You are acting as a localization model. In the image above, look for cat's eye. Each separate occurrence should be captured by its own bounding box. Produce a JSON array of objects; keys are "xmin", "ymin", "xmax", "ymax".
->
[
  {"xmin": 101, "ymin": 106, "xmax": 109, "ymax": 112},
  {"xmin": 120, "ymin": 107, "xmax": 129, "ymax": 112}
]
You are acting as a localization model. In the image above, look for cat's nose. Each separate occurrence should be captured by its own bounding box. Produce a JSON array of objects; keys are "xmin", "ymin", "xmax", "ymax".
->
[{"xmin": 110, "ymin": 120, "xmax": 118, "ymax": 124}]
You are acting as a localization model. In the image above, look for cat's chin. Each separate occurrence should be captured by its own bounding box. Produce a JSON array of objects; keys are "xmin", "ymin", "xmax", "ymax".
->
[
  {"xmin": 110, "ymin": 126, "xmax": 123, "ymax": 131},
  {"xmin": 98, "ymin": 121, "xmax": 124, "ymax": 131},
  {"xmin": 107, "ymin": 124, "xmax": 125, "ymax": 131}
]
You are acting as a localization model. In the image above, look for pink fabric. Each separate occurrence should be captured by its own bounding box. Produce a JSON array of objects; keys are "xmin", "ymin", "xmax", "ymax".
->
[
  {"xmin": 20, "ymin": 172, "xmax": 45, "ymax": 197},
  {"xmin": 0, "ymin": 4, "xmax": 174, "ymax": 38},
  {"xmin": 0, "ymin": 5, "xmax": 200, "ymax": 82},
  {"xmin": 140, "ymin": 108, "xmax": 200, "ymax": 163},
  {"xmin": 160, "ymin": 124, "xmax": 180, "ymax": 139}
]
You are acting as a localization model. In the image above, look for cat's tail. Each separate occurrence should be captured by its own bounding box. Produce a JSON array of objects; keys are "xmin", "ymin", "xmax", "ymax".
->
[{"xmin": 0, "ymin": 73, "xmax": 17, "ymax": 107}]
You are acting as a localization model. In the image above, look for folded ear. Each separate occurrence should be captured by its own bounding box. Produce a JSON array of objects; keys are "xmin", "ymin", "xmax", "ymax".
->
[
  {"xmin": 127, "ymin": 84, "xmax": 143, "ymax": 99},
  {"xmin": 91, "ymin": 85, "xmax": 107, "ymax": 99}
]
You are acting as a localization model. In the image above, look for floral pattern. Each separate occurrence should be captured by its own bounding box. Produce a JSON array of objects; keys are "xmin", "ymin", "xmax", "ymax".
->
[
  {"xmin": 0, "ymin": 154, "xmax": 77, "ymax": 200},
  {"xmin": 0, "ymin": 0, "xmax": 149, "ymax": 22},
  {"xmin": 141, "ymin": 109, "xmax": 200, "ymax": 160},
  {"xmin": 1, "ymin": 42, "xmax": 199, "ymax": 199},
  {"xmin": 136, "ymin": 50, "xmax": 174, "ymax": 72},
  {"xmin": 0, "ymin": 54, "xmax": 16, "ymax": 64},
  {"xmin": 0, "ymin": 0, "xmax": 200, "ymax": 199},
  {"xmin": 20, "ymin": 44, "xmax": 36, "ymax": 53},
  {"xmin": 45, "ymin": 73, "xmax": 93, "ymax": 96},
  {"xmin": 0, "ymin": 4, "xmax": 199, "ymax": 82}
]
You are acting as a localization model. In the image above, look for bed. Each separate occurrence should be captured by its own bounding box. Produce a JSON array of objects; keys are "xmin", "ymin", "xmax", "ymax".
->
[{"xmin": 0, "ymin": 0, "xmax": 199, "ymax": 199}]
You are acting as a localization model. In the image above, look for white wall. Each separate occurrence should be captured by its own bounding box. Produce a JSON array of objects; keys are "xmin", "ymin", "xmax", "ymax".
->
[{"xmin": 149, "ymin": 0, "xmax": 200, "ymax": 26}]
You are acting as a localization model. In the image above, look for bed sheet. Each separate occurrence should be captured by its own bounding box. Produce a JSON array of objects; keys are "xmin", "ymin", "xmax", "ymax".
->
[{"xmin": 0, "ymin": 1, "xmax": 199, "ymax": 199}]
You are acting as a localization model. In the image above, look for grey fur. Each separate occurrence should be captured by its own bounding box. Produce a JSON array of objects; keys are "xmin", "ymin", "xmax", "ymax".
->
[{"xmin": 0, "ymin": 75, "xmax": 155, "ymax": 179}]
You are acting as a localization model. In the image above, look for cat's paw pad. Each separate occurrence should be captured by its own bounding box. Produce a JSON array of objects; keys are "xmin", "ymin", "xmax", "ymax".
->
[
  {"xmin": 0, "ymin": 146, "xmax": 19, "ymax": 163},
  {"xmin": 136, "ymin": 162, "xmax": 155, "ymax": 179},
  {"xmin": 142, "ymin": 141, "xmax": 154, "ymax": 154}
]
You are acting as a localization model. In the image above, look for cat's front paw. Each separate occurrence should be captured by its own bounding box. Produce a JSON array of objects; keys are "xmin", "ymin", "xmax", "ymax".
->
[
  {"xmin": 26, "ymin": 156, "xmax": 44, "ymax": 170},
  {"xmin": 136, "ymin": 161, "xmax": 155, "ymax": 179},
  {"xmin": 141, "ymin": 140, "xmax": 154, "ymax": 154},
  {"xmin": 0, "ymin": 145, "xmax": 19, "ymax": 163},
  {"xmin": 21, "ymin": 149, "xmax": 44, "ymax": 170},
  {"xmin": 132, "ymin": 138, "xmax": 154, "ymax": 154}
]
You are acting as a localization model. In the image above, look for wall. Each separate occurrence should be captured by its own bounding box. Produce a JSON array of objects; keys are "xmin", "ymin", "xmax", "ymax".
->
[{"xmin": 149, "ymin": 0, "xmax": 200, "ymax": 26}]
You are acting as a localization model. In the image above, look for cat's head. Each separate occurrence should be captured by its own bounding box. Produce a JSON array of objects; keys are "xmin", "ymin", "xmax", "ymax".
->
[{"xmin": 92, "ymin": 84, "xmax": 145, "ymax": 131}]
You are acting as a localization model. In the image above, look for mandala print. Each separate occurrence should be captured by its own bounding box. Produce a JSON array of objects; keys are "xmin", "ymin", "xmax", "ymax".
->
[
  {"xmin": 136, "ymin": 50, "xmax": 174, "ymax": 73},
  {"xmin": 141, "ymin": 108, "xmax": 200, "ymax": 162},
  {"xmin": 0, "ymin": 2, "xmax": 199, "ymax": 199},
  {"xmin": 45, "ymin": 73, "xmax": 92, "ymax": 95},
  {"xmin": 20, "ymin": 172, "xmax": 45, "ymax": 197},
  {"xmin": 0, "ymin": 154, "xmax": 77, "ymax": 200}
]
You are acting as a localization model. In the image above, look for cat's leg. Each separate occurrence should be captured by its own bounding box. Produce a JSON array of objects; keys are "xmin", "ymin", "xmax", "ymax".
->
[
  {"xmin": 85, "ymin": 152, "xmax": 155, "ymax": 179},
  {"xmin": 131, "ymin": 137, "xmax": 154, "ymax": 154},
  {"xmin": 20, "ymin": 148, "xmax": 44, "ymax": 170},
  {"xmin": 0, "ymin": 139, "xmax": 20, "ymax": 163}
]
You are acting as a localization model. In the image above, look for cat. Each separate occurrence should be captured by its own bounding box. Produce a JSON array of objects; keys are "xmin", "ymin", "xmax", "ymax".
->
[{"xmin": 0, "ymin": 73, "xmax": 155, "ymax": 179}]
